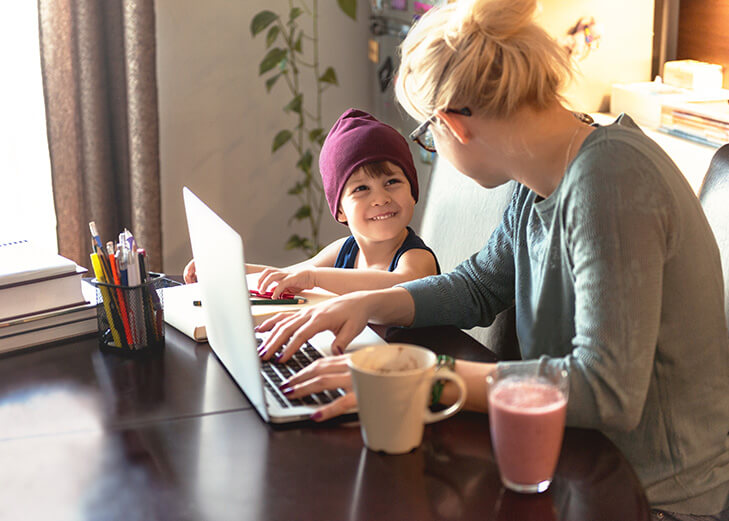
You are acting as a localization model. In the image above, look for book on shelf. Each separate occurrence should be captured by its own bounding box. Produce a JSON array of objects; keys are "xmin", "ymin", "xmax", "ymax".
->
[
  {"xmin": 0, "ymin": 280, "xmax": 98, "ymax": 353},
  {"xmin": 161, "ymin": 274, "xmax": 335, "ymax": 342},
  {"xmin": 660, "ymin": 101, "xmax": 729, "ymax": 147},
  {"xmin": 0, "ymin": 240, "xmax": 88, "ymax": 322}
]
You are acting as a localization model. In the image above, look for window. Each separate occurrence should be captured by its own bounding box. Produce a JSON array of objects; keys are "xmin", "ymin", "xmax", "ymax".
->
[{"xmin": 0, "ymin": 3, "xmax": 57, "ymax": 255}]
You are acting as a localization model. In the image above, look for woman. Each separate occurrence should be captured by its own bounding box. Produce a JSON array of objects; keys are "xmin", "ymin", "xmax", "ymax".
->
[{"xmin": 257, "ymin": 0, "xmax": 729, "ymax": 517}]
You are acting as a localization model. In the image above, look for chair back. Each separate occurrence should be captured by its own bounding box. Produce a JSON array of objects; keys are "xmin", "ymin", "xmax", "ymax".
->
[
  {"xmin": 698, "ymin": 143, "xmax": 729, "ymax": 324},
  {"xmin": 419, "ymin": 159, "xmax": 520, "ymax": 360}
]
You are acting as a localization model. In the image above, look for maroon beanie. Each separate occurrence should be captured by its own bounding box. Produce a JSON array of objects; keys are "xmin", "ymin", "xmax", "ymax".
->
[{"xmin": 319, "ymin": 108, "xmax": 418, "ymax": 218}]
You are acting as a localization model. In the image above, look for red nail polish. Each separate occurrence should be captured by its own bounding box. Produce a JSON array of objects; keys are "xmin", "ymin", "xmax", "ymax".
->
[
  {"xmin": 310, "ymin": 410, "xmax": 322, "ymax": 421},
  {"xmin": 282, "ymin": 387, "xmax": 293, "ymax": 395}
]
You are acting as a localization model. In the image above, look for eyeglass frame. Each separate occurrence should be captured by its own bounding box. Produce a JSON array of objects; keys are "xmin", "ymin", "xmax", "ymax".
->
[{"xmin": 409, "ymin": 107, "xmax": 472, "ymax": 153}]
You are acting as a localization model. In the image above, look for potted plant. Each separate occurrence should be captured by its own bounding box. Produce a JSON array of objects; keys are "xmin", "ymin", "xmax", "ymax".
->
[{"xmin": 251, "ymin": 0, "xmax": 357, "ymax": 257}]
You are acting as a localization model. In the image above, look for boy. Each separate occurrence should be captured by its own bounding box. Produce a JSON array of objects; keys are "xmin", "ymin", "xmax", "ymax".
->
[{"xmin": 184, "ymin": 108, "xmax": 439, "ymax": 298}]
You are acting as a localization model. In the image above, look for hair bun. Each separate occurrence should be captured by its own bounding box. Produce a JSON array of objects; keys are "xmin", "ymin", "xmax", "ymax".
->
[{"xmin": 454, "ymin": 0, "xmax": 538, "ymax": 42}]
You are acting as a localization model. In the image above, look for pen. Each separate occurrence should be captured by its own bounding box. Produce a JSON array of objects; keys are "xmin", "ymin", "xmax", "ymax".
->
[
  {"xmin": 107, "ymin": 242, "xmax": 135, "ymax": 346},
  {"xmin": 90, "ymin": 253, "xmax": 124, "ymax": 348},
  {"xmin": 250, "ymin": 297, "xmax": 307, "ymax": 305}
]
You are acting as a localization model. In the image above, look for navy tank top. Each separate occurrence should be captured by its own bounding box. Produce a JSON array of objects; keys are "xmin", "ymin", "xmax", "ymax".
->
[{"xmin": 333, "ymin": 227, "xmax": 440, "ymax": 274}]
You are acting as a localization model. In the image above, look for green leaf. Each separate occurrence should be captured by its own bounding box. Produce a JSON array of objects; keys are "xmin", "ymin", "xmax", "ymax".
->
[
  {"xmin": 292, "ymin": 205, "xmax": 312, "ymax": 221},
  {"xmin": 284, "ymin": 94, "xmax": 303, "ymax": 114},
  {"xmin": 285, "ymin": 234, "xmax": 306, "ymax": 250},
  {"xmin": 285, "ymin": 234, "xmax": 313, "ymax": 252},
  {"xmin": 296, "ymin": 149, "xmax": 313, "ymax": 172},
  {"xmin": 266, "ymin": 25, "xmax": 280, "ymax": 48},
  {"xmin": 316, "ymin": 134, "xmax": 327, "ymax": 147},
  {"xmin": 288, "ymin": 182, "xmax": 305, "ymax": 195},
  {"xmin": 265, "ymin": 74, "xmax": 281, "ymax": 92},
  {"xmin": 259, "ymin": 48, "xmax": 287, "ymax": 75},
  {"xmin": 289, "ymin": 7, "xmax": 303, "ymax": 23},
  {"xmin": 337, "ymin": 0, "xmax": 357, "ymax": 20},
  {"xmin": 272, "ymin": 130, "xmax": 292, "ymax": 152},
  {"xmin": 294, "ymin": 31, "xmax": 303, "ymax": 53},
  {"xmin": 251, "ymin": 11, "xmax": 278, "ymax": 36},
  {"xmin": 318, "ymin": 67, "xmax": 338, "ymax": 85},
  {"xmin": 308, "ymin": 128, "xmax": 324, "ymax": 143}
]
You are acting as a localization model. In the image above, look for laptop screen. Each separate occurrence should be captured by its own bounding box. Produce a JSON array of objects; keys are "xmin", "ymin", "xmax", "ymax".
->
[{"xmin": 183, "ymin": 187, "xmax": 269, "ymax": 421}]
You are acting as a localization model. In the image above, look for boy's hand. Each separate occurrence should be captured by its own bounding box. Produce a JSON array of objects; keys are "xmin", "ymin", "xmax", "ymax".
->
[
  {"xmin": 257, "ymin": 267, "xmax": 316, "ymax": 299},
  {"xmin": 183, "ymin": 259, "xmax": 197, "ymax": 284}
]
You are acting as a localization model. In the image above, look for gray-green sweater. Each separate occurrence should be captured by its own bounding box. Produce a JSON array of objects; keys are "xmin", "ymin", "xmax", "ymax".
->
[{"xmin": 401, "ymin": 115, "xmax": 729, "ymax": 514}]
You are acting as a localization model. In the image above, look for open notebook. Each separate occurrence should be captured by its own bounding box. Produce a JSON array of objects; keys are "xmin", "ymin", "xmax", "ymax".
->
[{"xmin": 162, "ymin": 276, "xmax": 336, "ymax": 342}]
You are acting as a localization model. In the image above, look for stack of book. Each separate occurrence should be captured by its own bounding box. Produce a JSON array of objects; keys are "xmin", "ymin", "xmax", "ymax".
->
[
  {"xmin": 0, "ymin": 240, "xmax": 97, "ymax": 353},
  {"xmin": 660, "ymin": 101, "xmax": 729, "ymax": 147}
]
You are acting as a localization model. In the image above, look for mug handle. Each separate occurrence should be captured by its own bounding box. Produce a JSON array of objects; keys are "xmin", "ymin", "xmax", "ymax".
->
[{"xmin": 423, "ymin": 368, "xmax": 467, "ymax": 424}]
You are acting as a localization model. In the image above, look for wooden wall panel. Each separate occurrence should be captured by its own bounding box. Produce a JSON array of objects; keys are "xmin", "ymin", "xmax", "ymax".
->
[{"xmin": 676, "ymin": 0, "xmax": 729, "ymax": 87}]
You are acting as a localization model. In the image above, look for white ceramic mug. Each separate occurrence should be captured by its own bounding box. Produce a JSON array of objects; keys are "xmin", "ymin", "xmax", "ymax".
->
[{"xmin": 348, "ymin": 344, "xmax": 467, "ymax": 454}]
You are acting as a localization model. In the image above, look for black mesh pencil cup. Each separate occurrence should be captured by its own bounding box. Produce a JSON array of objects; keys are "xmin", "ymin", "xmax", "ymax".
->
[{"xmin": 90, "ymin": 276, "xmax": 165, "ymax": 356}]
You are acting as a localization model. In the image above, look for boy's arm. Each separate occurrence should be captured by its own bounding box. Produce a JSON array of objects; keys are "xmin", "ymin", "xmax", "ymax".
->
[
  {"xmin": 311, "ymin": 248, "xmax": 438, "ymax": 294},
  {"xmin": 247, "ymin": 238, "xmax": 347, "ymax": 274}
]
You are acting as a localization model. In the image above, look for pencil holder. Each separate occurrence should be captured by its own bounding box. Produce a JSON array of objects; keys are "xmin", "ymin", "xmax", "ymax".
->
[{"xmin": 90, "ymin": 275, "xmax": 167, "ymax": 356}]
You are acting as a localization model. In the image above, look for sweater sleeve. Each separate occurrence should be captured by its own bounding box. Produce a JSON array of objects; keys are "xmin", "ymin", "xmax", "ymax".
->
[
  {"xmin": 533, "ymin": 140, "xmax": 677, "ymax": 431},
  {"xmin": 399, "ymin": 187, "xmax": 520, "ymax": 329}
]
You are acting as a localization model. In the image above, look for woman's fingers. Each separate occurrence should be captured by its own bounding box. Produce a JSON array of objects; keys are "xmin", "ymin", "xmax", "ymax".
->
[
  {"xmin": 277, "ymin": 315, "xmax": 328, "ymax": 362},
  {"xmin": 257, "ymin": 312, "xmax": 311, "ymax": 360},
  {"xmin": 310, "ymin": 393, "xmax": 358, "ymax": 422},
  {"xmin": 281, "ymin": 355, "xmax": 350, "ymax": 388},
  {"xmin": 281, "ymin": 372, "xmax": 352, "ymax": 398}
]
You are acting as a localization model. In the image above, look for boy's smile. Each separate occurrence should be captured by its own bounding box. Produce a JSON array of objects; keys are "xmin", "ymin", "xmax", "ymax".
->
[{"xmin": 369, "ymin": 211, "xmax": 398, "ymax": 221}]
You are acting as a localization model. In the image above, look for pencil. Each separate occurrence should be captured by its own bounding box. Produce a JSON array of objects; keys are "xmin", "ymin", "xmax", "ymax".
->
[
  {"xmin": 107, "ymin": 245, "xmax": 135, "ymax": 347},
  {"xmin": 250, "ymin": 298, "xmax": 307, "ymax": 305},
  {"xmin": 91, "ymin": 253, "xmax": 124, "ymax": 348}
]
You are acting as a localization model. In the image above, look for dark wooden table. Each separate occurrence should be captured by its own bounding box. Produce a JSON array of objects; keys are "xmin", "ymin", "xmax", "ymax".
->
[{"xmin": 0, "ymin": 323, "xmax": 650, "ymax": 521}]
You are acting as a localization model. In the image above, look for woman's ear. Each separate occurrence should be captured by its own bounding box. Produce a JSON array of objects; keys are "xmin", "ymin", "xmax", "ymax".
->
[{"xmin": 437, "ymin": 110, "xmax": 471, "ymax": 145}]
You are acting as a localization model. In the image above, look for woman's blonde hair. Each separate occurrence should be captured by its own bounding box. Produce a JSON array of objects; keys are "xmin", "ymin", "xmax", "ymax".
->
[{"xmin": 395, "ymin": 0, "xmax": 571, "ymax": 121}]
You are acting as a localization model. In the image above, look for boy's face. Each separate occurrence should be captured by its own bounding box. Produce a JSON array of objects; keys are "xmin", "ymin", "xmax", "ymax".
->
[{"xmin": 336, "ymin": 161, "xmax": 415, "ymax": 243}]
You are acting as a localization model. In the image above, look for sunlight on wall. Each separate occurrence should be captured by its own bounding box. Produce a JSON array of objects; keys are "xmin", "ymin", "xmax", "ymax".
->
[{"xmin": 0, "ymin": 3, "xmax": 57, "ymax": 255}]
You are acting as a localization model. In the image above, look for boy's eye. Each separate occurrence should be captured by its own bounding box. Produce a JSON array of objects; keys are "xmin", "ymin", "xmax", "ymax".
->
[
  {"xmin": 352, "ymin": 185, "xmax": 369, "ymax": 193},
  {"xmin": 385, "ymin": 178, "xmax": 402, "ymax": 186}
]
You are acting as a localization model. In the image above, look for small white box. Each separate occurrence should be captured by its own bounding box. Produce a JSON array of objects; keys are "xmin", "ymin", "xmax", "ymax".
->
[
  {"xmin": 663, "ymin": 60, "xmax": 723, "ymax": 91},
  {"xmin": 610, "ymin": 81, "xmax": 686, "ymax": 128}
]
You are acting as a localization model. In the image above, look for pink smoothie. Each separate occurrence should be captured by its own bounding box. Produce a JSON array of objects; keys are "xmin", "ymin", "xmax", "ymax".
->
[{"xmin": 488, "ymin": 378, "xmax": 567, "ymax": 489}]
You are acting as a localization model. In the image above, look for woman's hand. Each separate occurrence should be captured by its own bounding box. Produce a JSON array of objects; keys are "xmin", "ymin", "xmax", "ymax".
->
[
  {"xmin": 183, "ymin": 259, "xmax": 197, "ymax": 284},
  {"xmin": 279, "ymin": 355, "xmax": 357, "ymax": 421},
  {"xmin": 257, "ymin": 291, "xmax": 374, "ymax": 363},
  {"xmin": 257, "ymin": 267, "xmax": 316, "ymax": 299}
]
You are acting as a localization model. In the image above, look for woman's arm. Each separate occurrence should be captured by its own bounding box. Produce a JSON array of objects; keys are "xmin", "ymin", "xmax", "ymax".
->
[{"xmin": 257, "ymin": 286, "xmax": 416, "ymax": 361}]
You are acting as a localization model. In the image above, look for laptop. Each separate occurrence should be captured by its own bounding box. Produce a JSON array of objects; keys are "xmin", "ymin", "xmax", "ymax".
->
[{"xmin": 183, "ymin": 187, "xmax": 385, "ymax": 423}]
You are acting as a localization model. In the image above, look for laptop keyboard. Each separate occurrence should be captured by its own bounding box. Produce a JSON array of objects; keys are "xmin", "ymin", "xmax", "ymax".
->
[{"xmin": 257, "ymin": 337, "xmax": 346, "ymax": 408}]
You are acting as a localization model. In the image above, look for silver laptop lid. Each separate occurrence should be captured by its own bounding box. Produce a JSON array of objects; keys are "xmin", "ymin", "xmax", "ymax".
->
[{"xmin": 183, "ymin": 187, "xmax": 269, "ymax": 422}]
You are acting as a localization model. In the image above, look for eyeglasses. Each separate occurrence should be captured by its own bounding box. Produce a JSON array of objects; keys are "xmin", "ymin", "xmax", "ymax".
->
[{"xmin": 409, "ymin": 107, "xmax": 472, "ymax": 153}]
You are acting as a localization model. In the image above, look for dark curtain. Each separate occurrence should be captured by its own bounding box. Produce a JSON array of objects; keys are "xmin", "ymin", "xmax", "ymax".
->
[{"xmin": 37, "ymin": 0, "xmax": 162, "ymax": 272}]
